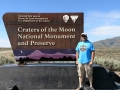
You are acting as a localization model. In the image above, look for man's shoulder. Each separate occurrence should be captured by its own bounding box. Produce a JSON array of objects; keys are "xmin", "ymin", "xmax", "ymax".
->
[
  {"xmin": 87, "ymin": 40, "xmax": 93, "ymax": 44},
  {"xmin": 77, "ymin": 41, "xmax": 83, "ymax": 45}
]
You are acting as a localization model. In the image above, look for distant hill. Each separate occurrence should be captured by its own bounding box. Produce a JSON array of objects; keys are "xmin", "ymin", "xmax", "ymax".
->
[{"xmin": 93, "ymin": 36, "xmax": 120, "ymax": 48}]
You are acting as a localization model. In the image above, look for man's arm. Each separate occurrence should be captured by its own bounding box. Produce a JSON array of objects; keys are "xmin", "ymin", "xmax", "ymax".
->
[
  {"xmin": 76, "ymin": 51, "xmax": 78, "ymax": 64},
  {"xmin": 91, "ymin": 50, "xmax": 95, "ymax": 62},
  {"xmin": 89, "ymin": 50, "xmax": 95, "ymax": 65}
]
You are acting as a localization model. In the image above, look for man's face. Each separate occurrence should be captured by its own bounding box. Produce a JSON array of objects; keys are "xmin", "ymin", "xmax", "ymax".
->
[{"xmin": 81, "ymin": 35, "xmax": 87, "ymax": 41}]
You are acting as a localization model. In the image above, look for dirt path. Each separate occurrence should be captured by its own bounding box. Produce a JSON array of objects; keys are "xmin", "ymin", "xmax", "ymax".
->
[{"xmin": 0, "ymin": 50, "xmax": 13, "ymax": 54}]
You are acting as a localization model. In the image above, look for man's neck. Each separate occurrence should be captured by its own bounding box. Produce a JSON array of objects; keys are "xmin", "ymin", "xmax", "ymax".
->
[{"xmin": 82, "ymin": 40, "xmax": 87, "ymax": 42}]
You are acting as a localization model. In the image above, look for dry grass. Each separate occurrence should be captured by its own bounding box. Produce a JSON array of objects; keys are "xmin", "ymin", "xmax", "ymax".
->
[
  {"xmin": 0, "ymin": 47, "xmax": 12, "ymax": 51},
  {"xmin": 94, "ymin": 48, "xmax": 120, "ymax": 71},
  {"xmin": 0, "ymin": 52, "xmax": 16, "ymax": 66}
]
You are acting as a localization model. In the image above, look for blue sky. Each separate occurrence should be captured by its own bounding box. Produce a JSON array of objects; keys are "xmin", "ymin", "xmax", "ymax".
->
[{"xmin": 0, "ymin": 0, "xmax": 120, "ymax": 47}]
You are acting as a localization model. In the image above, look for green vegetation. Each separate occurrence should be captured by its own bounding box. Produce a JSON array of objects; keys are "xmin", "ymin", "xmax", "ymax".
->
[
  {"xmin": 94, "ymin": 57, "xmax": 120, "ymax": 71},
  {"xmin": 0, "ymin": 54, "xmax": 16, "ymax": 66},
  {"xmin": 94, "ymin": 48, "xmax": 120, "ymax": 71}
]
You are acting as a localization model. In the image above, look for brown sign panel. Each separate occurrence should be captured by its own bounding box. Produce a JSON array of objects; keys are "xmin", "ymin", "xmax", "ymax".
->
[{"xmin": 3, "ymin": 13, "xmax": 83, "ymax": 62}]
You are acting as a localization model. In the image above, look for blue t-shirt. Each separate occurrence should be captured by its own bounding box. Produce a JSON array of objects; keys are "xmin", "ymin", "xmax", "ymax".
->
[{"xmin": 75, "ymin": 40, "xmax": 95, "ymax": 64}]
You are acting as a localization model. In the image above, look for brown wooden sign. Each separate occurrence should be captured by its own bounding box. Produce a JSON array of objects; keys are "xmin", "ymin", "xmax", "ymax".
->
[{"xmin": 3, "ymin": 13, "xmax": 83, "ymax": 61}]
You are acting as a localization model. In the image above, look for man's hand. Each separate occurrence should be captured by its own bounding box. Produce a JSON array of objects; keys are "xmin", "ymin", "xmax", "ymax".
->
[
  {"xmin": 76, "ymin": 61, "xmax": 78, "ymax": 64},
  {"xmin": 89, "ymin": 61, "xmax": 93, "ymax": 66}
]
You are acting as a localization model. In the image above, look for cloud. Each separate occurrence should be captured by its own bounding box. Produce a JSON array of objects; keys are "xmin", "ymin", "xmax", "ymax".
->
[
  {"xmin": 88, "ymin": 11, "xmax": 120, "ymax": 19},
  {"xmin": 88, "ymin": 25, "xmax": 120, "ymax": 36},
  {"xmin": 85, "ymin": 10, "xmax": 120, "ymax": 27},
  {"xmin": 0, "ymin": 39, "xmax": 11, "ymax": 47},
  {"xmin": 84, "ymin": 11, "xmax": 120, "ymax": 42}
]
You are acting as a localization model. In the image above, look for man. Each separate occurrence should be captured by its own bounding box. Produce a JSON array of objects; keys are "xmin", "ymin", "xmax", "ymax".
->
[{"xmin": 75, "ymin": 33, "xmax": 95, "ymax": 90}]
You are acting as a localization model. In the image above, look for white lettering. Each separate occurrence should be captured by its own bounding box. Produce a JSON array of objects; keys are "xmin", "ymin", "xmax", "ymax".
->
[
  {"xmin": 30, "ymin": 41, "xmax": 55, "ymax": 46},
  {"xmin": 18, "ymin": 27, "xmax": 39, "ymax": 32},
  {"xmin": 18, "ymin": 34, "xmax": 42, "ymax": 39},
  {"xmin": 45, "ymin": 34, "xmax": 75, "ymax": 39},
  {"xmin": 18, "ymin": 41, "xmax": 29, "ymax": 46},
  {"xmin": 59, "ymin": 27, "xmax": 75, "ymax": 32}
]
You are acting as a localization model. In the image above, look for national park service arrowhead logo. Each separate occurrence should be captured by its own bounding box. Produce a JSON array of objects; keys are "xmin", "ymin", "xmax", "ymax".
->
[
  {"xmin": 70, "ymin": 15, "xmax": 78, "ymax": 23},
  {"xmin": 63, "ymin": 15, "xmax": 69, "ymax": 23}
]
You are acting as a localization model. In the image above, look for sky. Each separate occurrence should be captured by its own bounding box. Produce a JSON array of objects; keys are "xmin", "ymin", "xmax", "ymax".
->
[{"xmin": 0, "ymin": 0, "xmax": 120, "ymax": 47}]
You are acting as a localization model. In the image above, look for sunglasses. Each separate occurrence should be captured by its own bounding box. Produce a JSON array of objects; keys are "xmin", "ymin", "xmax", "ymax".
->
[{"xmin": 81, "ymin": 35, "xmax": 86, "ymax": 37}]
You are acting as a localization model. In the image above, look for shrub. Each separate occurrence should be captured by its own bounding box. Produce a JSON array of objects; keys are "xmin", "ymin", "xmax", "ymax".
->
[
  {"xmin": 0, "ymin": 55, "xmax": 16, "ymax": 66},
  {"xmin": 94, "ymin": 57, "xmax": 120, "ymax": 71}
]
